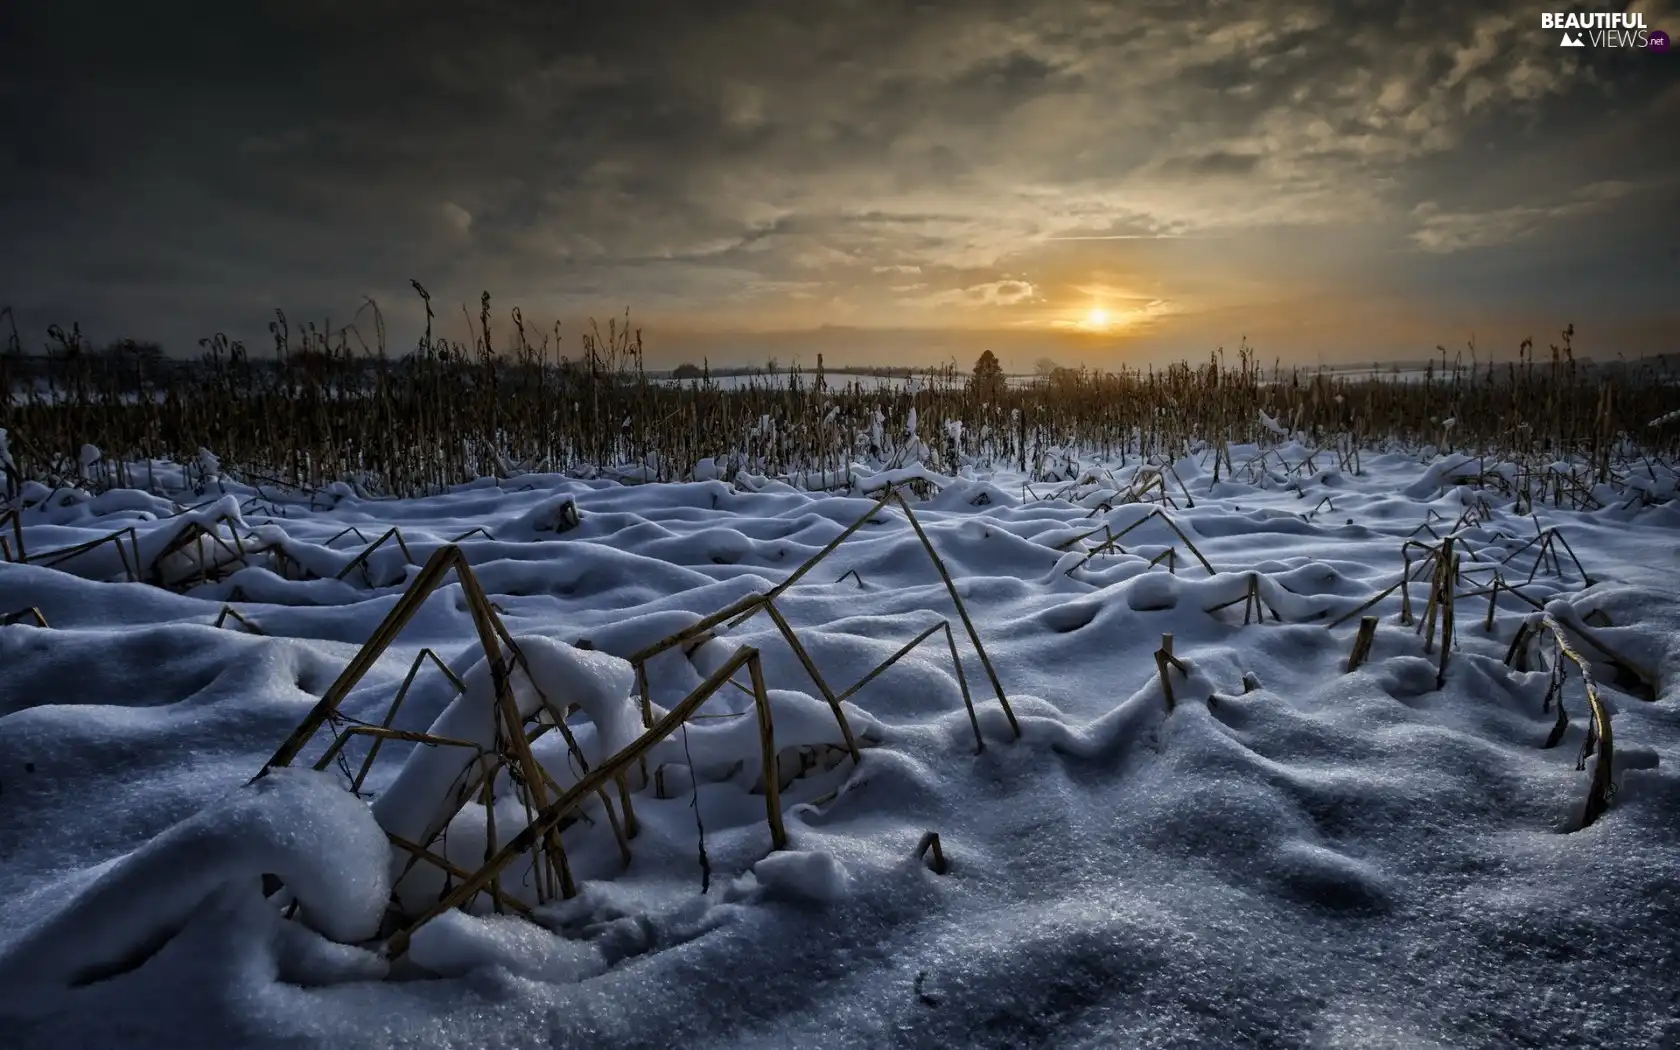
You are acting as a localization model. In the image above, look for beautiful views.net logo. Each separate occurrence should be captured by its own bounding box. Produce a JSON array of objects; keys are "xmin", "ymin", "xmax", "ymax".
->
[{"xmin": 1541, "ymin": 11, "xmax": 1669, "ymax": 49}]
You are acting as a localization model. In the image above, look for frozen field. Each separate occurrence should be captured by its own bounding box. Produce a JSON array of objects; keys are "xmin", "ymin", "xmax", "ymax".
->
[{"xmin": 1, "ymin": 446, "xmax": 1678, "ymax": 1048}]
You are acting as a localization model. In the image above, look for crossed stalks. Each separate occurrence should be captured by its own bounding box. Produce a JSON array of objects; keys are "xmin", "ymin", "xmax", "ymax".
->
[{"xmin": 250, "ymin": 484, "xmax": 1015, "ymax": 958}]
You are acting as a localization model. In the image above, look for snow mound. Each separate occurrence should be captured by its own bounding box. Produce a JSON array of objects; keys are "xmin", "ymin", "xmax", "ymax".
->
[
  {"xmin": 369, "ymin": 635, "xmax": 640, "ymax": 913},
  {"xmin": 406, "ymin": 910, "xmax": 605, "ymax": 983},
  {"xmin": 741, "ymin": 850, "xmax": 850, "ymax": 905},
  {"xmin": 0, "ymin": 769, "xmax": 388, "ymax": 997}
]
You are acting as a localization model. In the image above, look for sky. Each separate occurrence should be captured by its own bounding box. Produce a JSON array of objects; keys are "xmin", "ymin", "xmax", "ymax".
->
[{"xmin": 2, "ymin": 0, "xmax": 1677, "ymax": 369}]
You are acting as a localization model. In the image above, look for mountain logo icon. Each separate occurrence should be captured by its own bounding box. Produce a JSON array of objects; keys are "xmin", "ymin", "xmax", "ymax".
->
[{"xmin": 1560, "ymin": 32, "xmax": 1585, "ymax": 46}]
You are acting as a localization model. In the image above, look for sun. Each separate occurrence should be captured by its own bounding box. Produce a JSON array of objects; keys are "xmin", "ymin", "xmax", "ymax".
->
[{"xmin": 1082, "ymin": 306, "xmax": 1110, "ymax": 331}]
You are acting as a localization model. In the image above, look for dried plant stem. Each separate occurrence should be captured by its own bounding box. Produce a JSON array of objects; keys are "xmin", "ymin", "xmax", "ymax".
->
[
  {"xmin": 1539, "ymin": 617, "xmax": 1617, "ymax": 828},
  {"xmin": 0, "ymin": 606, "xmax": 49, "ymax": 628},
  {"xmin": 762, "ymin": 598, "xmax": 860, "ymax": 762},
  {"xmin": 351, "ymin": 648, "xmax": 466, "ymax": 793},
  {"xmin": 916, "ymin": 831, "xmax": 948, "ymax": 874},
  {"xmin": 1346, "ymin": 616, "xmax": 1378, "ymax": 672},
  {"xmin": 385, "ymin": 645, "xmax": 762, "ymax": 959},
  {"xmin": 213, "ymin": 605, "xmax": 263, "ymax": 634},
  {"xmin": 747, "ymin": 651, "xmax": 788, "ymax": 850},
  {"xmin": 892, "ymin": 491, "xmax": 1019, "ymax": 738}
]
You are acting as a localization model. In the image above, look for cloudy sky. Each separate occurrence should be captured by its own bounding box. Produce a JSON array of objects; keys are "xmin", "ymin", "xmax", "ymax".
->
[{"xmin": 3, "ymin": 0, "xmax": 1676, "ymax": 368}]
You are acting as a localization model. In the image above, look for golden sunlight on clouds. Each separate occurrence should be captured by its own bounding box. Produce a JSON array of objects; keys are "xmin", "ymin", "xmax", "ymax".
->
[{"xmin": 1023, "ymin": 284, "xmax": 1179, "ymax": 338}]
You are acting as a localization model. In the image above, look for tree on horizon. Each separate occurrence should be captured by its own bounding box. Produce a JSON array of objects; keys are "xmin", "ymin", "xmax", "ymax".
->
[{"xmin": 971, "ymin": 349, "xmax": 1005, "ymax": 397}]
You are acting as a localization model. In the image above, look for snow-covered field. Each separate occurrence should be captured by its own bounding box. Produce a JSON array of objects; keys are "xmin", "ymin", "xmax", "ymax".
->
[{"xmin": 2, "ymin": 447, "xmax": 1678, "ymax": 1049}]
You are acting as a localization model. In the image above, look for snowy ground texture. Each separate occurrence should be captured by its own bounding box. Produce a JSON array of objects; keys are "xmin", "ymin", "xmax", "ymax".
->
[{"xmin": 2, "ymin": 446, "xmax": 1679, "ymax": 1049}]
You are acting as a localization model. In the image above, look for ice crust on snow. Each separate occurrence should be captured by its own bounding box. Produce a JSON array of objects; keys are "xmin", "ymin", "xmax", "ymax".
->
[{"xmin": 1, "ymin": 448, "xmax": 1678, "ymax": 1047}]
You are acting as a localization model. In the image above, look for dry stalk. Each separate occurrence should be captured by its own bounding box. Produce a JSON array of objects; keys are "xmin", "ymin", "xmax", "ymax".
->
[
  {"xmin": 746, "ymin": 650, "xmax": 789, "ymax": 851},
  {"xmin": 916, "ymin": 830, "xmax": 949, "ymax": 874},
  {"xmin": 0, "ymin": 508, "xmax": 23, "ymax": 562},
  {"xmin": 385, "ymin": 832, "xmax": 534, "ymax": 918},
  {"xmin": 27, "ymin": 527, "xmax": 143, "ymax": 583},
  {"xmin": 256, "ymin": 545, "xmax": 482, "ymax": 774},
  {"xmin": 383, "ymin": 644, "xmax": 767, "ymax": 959},
  {"xmin": 351, "ymin": 647, "xmax": 466, "ymax": 793},
  {"xmin": 761, "ymin": 598, "xmax": 861, "ymax": 762},
  {"xmin": 1155, "ymin": 633, "xmax": 1192, "ymax": 712},
  {"xmin": 335, "ymin": 527, "xmax": 418, "ymax": 587},
  {"xmin": 890, "ymin": 491, "xmax": 1019, "ymax": 736},
  {"xmin": 1436, "ymin": 547, "xmax": 1458, "ymax": 687},
  {"xmin": 1539, "ymin": 617, "xmax": 1618, "ymax": 828},
  {"xmin": 313, "ymin": 725, "xmax": 487, "ymax": 779},
  {"xmin": 1346, "ymin": 616, "xmax": 1378, "ymax": 672},
  {"xmin": 214, "ymin": 605, "xmax": 263, "ymax": 634}
]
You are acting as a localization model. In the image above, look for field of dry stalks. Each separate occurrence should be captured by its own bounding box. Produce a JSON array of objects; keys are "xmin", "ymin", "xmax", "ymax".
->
[{"xmin": 4, "ymin": 303, "xmax": 1676, "ymax": 501}]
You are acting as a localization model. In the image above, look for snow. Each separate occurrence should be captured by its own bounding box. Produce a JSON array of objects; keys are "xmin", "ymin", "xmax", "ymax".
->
[
  {"xmin": 1, "ymin": 446, "xmax": 1678, "ymax": 1047},
  {"xmin": 406, "ymin": 910, "xmax": 606, "ymax": 984},
  {"xmin": 366, "ymin": 635, "xmax": 649, "ymax": 915},
  {"xmin": 0, "ymin": 769, "xmax": 390, "ymax": 1002},
  {"xmin": 739, "ymin": 849, "xmax": 850, "ymax": 905}
]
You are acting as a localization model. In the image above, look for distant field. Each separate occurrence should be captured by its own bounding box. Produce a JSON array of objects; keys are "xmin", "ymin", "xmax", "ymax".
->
[{"xmin": 4, "ymin": 339, "xmax": 1677, "ymax": 501}]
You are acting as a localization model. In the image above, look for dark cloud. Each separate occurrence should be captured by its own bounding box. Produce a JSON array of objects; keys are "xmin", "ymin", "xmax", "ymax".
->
[
  {"xmin": 1, "ymin": 0, "xmax": 1675, "ymax": 361},
  {"xmin": 1163, "ymin": 151, "xmax": 1266, "ymax": 177}
]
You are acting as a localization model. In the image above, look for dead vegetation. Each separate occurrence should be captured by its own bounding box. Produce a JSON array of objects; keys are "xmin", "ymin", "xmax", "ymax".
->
[
  {"xmin": 251, "ymin": 483, "xmax": 995, "ymax": 959},
  {"xmin": 2, "ymin": 303, "xmax": 1674, "ymax": 955},
  {"xmin": 2, "ymin": 305, "xmax": 1675, "ymax": 499}
]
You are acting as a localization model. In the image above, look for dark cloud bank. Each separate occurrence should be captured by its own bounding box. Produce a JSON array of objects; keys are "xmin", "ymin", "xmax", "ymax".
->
[{"xmin": 2, "ymin": 0, "xmax": 1676, "ymax": 365}]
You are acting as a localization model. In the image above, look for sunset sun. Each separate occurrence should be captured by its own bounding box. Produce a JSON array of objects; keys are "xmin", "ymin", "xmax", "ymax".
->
[{"xmin": 1082, "ymin": 306, "xmax": 1110, "ymax": 331}]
